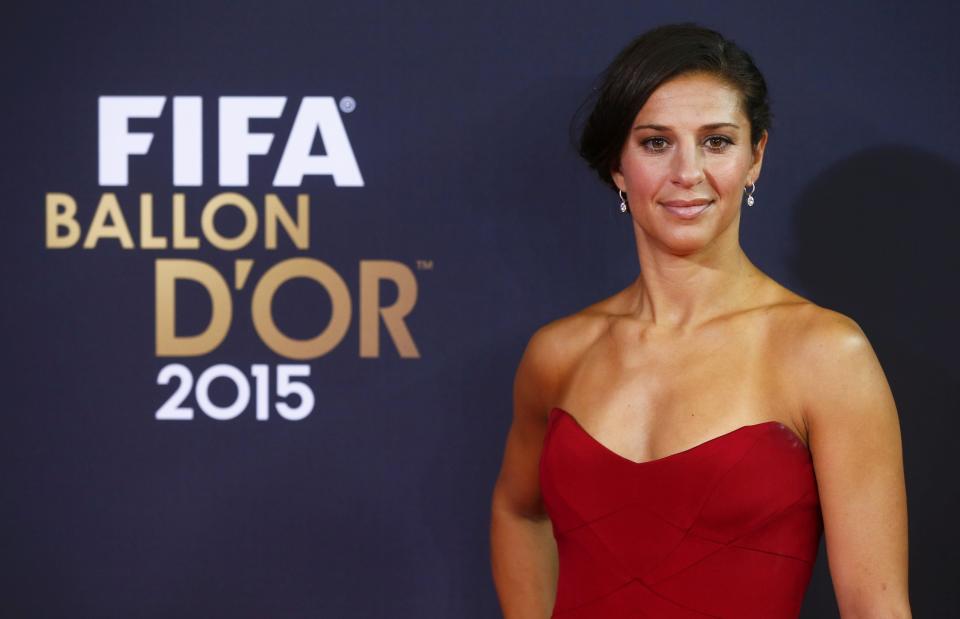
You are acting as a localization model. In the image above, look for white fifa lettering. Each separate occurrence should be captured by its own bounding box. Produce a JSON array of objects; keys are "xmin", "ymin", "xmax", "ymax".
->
[
  {"xmin": 218, "ymin": 97, "xmax": 286, "ymax": 187},
  {"xmin": 98, "ymin": 96, "xmax": 166, "ymax": 186},
  {"xmin": 274, "ymin": 97, "xmax": 364, "ymax": 187},
  {"xmin": 172, "ymin": 97, "xmax": 203, "ymax": 186},
  {"xmin": 98, "ymin": 96, "xmax": 362, "ymax": 187}
]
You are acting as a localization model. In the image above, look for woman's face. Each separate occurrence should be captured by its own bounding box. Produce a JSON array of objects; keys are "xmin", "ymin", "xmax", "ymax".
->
[{"xmin": 611, "ymin": 71, "xmax": 767, "ymax": 254}]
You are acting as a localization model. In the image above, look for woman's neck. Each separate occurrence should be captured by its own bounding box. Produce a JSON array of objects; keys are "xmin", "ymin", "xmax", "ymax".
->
[{"xmin": 626, "ymin": 229, "xmax": 762, "ymax": 331}]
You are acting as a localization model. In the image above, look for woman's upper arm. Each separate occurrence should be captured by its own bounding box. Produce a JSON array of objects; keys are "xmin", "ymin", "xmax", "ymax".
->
[
  {"xmin": 491, "ymin": 323, "xmax": 564, "ymax": 520},
  {"xmin": 798, "ymin": 311, "xmax": 911, "ymax": 617}
]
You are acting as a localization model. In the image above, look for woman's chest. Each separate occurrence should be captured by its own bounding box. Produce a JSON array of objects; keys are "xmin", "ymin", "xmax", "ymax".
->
[{"xmin": 555, "ymin": 321, "xmax": 805, "ymax": 461}]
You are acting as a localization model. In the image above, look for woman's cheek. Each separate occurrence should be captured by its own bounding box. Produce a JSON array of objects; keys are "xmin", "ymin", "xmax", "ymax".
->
[
  {"xmin": 630, "ymin": 159, "xmax": 671, "ymax": 190},
  {"xmin": 707, "ymin": 160, "xmax": 748, "ymax": 190}
]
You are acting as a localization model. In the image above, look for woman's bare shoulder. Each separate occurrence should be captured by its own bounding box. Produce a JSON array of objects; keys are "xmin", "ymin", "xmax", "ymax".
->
[
  {"xmin": 766, "ymin": 287, "xmax": 868, "ymax": 352},
  {"xmin": 752, "ymin": 278, "xmax": 861, "ymax": 336},
  {"xmin": 523, "ymin": 301, "xmax": 611, "ymax": 373},
  {"xmin": 766, "ymin": 291, "xmax": 885, "ymax": 415},
  {"xmin": 516, "ymin": 292, "xmax": 623, "ymax": 412}
]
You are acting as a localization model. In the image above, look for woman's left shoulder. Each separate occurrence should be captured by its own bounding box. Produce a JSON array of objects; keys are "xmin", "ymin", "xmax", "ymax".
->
[
  {"xmin": 772, "ymin": 297, "xmax": 874, "ymax": 364},
  {"xmin": 752, "ymin": 278, "xmax": 869, "ymax": 354},
  {"xmin": 768, "ymin": 297, "xmax": 895, "ymax": 432},
  {"xmin": 757, "ymin": 286, "xmax": 888, "ymax": 404}
]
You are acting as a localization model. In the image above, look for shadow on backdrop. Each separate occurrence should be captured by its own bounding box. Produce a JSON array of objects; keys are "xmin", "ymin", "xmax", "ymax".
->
[{"xmin": 791, "ymin": 146, "xmax": 959, "ymax": 618}]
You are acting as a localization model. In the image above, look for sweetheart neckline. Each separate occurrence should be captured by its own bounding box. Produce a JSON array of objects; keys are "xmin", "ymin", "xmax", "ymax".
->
[{"xmin": 548, "ymin": 406, "xmax": 805, "ymax": 466}]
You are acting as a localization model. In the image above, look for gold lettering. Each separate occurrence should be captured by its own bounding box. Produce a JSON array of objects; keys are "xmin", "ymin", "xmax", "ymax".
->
[
  {"xmin": 139, "ymin": 193, "xmax": 167, "ymax": 249},
  {"xmin": 265, "ymin": 194, "xmax": 310, "ymax": 250},
  {"xmin": 155, "ymin": 259, "xmax": 231, "ymax": 356},
  {"xmin": 45, "ymin": 193, "xmax": 81, "ymax": 248},
  {"xmin": 251, "ymin": 258, "xmax": 351, "ymax": 359},
  {"xmin": 172, "ymin": 193, "xmax": 200, "ymax": 249},
  {"xmin": 201, "ymin": 192, "xmax": 258, "ymax": 251},
  {"xmin": 83, "ymin": 193, "xmax": 134, "ymax": 249},
  {"xmin": 359, "ymin": 260, "xmax": 420, "ymax": 358}
]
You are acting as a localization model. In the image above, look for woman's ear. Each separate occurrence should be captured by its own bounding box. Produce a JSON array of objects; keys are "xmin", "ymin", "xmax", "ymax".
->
[
  {"xmin": 611, "ymin": 166, "xmax": 626, "ymax": 192},
  {"xmin": 747, "ymin": 130, "xmax": 768, "ymax": 184}
]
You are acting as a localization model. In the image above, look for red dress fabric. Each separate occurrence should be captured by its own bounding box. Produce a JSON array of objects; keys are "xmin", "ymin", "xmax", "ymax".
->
[{"xmin": 539, "ymin": 407, "xmax": 823, "ymax": 618}]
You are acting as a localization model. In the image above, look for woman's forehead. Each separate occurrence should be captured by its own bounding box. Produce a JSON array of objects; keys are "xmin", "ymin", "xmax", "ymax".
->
[{"xmin": 634, "ymin": 73, "xmax": 746, "ymax": 127}]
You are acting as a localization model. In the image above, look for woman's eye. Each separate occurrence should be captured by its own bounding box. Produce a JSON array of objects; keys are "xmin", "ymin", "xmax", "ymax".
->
[
  {"xmin": 705, "ymin": 136, "xmax": 732, "ymax": 150},
  {"xmin": 643, "ymin": 137, "xmax": 669, "ymax": 151}
]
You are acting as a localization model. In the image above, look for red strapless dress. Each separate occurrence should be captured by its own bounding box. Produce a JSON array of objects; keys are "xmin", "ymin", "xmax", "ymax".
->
[{"xmin": 539, "ymin": 407, "xmax": 822, "ymax": 619}]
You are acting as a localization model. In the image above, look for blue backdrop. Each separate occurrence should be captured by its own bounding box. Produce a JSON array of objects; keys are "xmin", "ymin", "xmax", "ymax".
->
[{"xmin": 3, "ymin": 1, "xmax": 958, "ymax": 617}]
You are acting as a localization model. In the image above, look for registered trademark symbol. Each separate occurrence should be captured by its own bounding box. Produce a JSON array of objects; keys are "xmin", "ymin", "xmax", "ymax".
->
[{"xmin": 339, "ymin": 96, "xmax": 356, "ymax": 113}]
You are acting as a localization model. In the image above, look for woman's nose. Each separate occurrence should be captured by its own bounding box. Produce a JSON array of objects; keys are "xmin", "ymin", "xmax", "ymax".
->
[{"xmin": 671, "ymin": 142, "xmax": 705, "ymax": 187}]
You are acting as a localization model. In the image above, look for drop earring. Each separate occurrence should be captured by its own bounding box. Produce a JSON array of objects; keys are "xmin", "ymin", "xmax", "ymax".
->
[
  {"xmin": 618, "ymin": 190, "xmax": 628, "ymax": 213},
  {"xmin": 745, "ymin": 182, "xmax": 756, "ymax": 207}
]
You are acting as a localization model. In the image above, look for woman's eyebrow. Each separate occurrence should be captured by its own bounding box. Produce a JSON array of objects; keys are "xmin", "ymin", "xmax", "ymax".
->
[
  {"xmin": 632, "ymin": 123, "xmax": 670, "ymax": 132},
  {"xmin": 632, "ymin": 122, "xmax": 741, "ymax": 131}
]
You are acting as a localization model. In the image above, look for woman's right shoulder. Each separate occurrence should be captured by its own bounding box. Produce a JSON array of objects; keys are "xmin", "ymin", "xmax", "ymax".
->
[
  {"xmin": 514, "ymin": 303, "xmax": 611, "ymax": 418},
  {"xmin": 524, "ymin": 296, "xmax": 614, "ymax": 368}
]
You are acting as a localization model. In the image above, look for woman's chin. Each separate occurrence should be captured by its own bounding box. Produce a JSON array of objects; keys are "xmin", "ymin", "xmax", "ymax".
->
[{"xmin": 651, "ymin": 230, "xmax": 716, "ymax": 255}]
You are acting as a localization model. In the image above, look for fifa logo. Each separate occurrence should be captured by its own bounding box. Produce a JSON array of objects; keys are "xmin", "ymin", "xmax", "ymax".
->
[{"xmin": 98, "ymin": 95, "xmax": 364, "ymax": 187}]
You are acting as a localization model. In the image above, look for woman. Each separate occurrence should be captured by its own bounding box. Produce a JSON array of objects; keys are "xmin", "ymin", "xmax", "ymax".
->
[{"xmin": 489, "ymin": 24, "xmax": 910, "ymax": 619}]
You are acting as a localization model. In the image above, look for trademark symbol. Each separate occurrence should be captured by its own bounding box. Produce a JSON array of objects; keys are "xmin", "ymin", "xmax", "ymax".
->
[
  {"xmin": 416, "ymin": 259, "xmax": 433, "ymax": 270},
  {"xmin": 339, "ymin": 96, "xmax": 356, "ymax": 113}
]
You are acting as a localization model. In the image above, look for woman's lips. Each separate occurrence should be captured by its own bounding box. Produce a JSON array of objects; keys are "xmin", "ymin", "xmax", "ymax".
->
[{"xmin": 661, "ymin": 201, "xmax": 713, "ymax": 219}]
